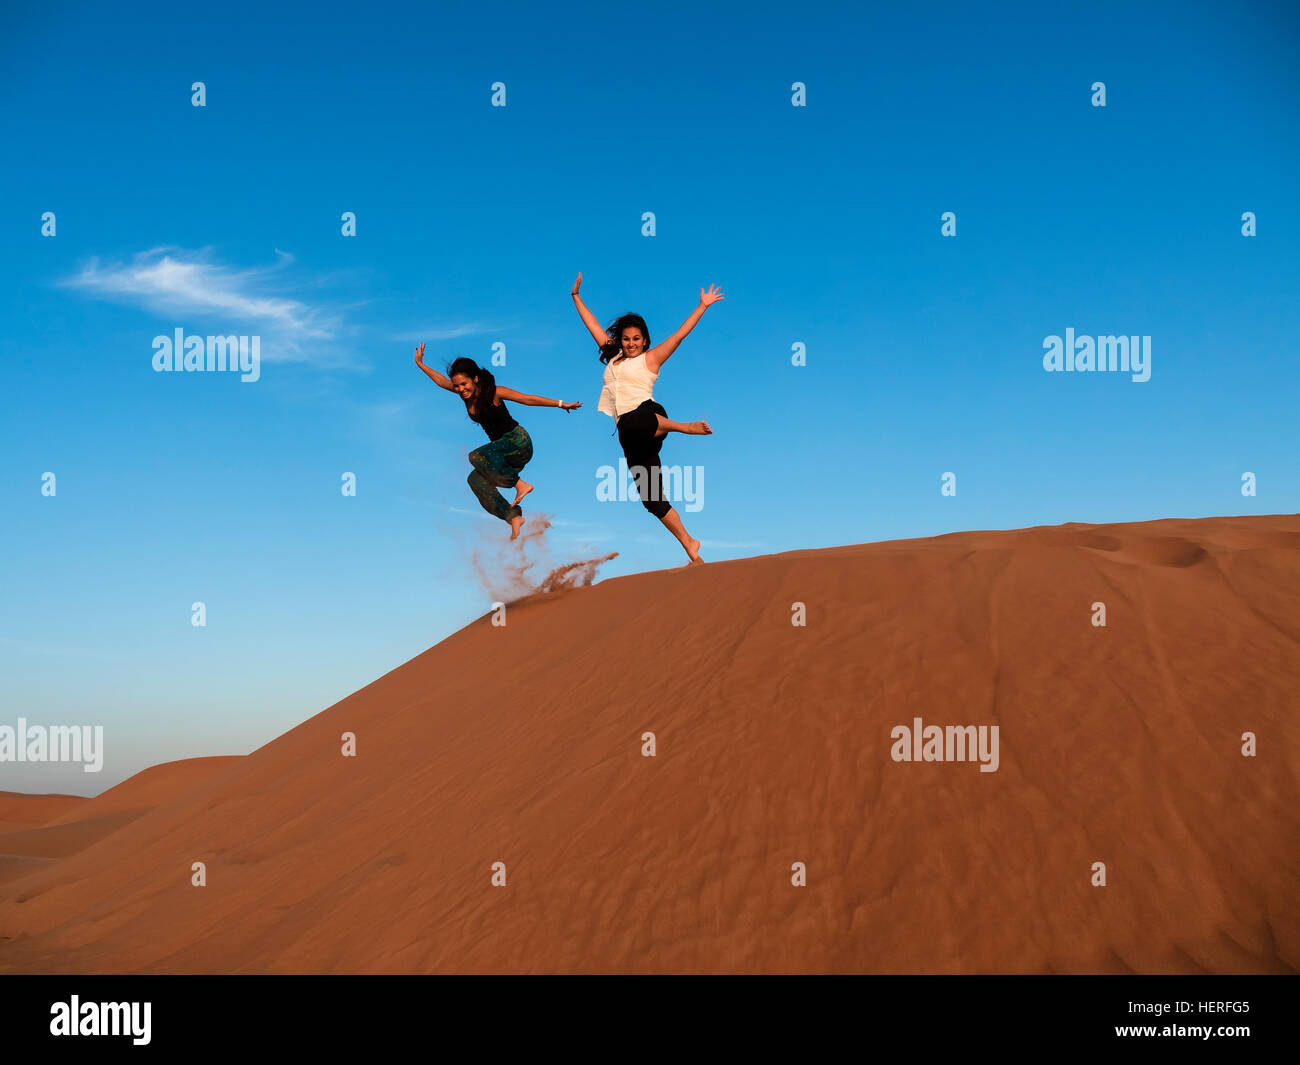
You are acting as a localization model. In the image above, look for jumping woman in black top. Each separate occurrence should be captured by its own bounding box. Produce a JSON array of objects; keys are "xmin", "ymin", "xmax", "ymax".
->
[{"xmin": 415, "ymin": 343, "xmax": 580, "ymax": 540}]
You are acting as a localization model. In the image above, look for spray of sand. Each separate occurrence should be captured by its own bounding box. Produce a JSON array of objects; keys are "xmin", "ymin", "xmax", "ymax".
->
[{"xmin": 470, "ymin": 512, "xmax": 618, "ymax": 603}]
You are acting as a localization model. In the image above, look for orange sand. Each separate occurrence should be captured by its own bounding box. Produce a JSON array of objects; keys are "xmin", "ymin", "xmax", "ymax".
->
[
  {"xmin": 0, "ymin": 515, "xmax": 1296, "ymax": 973},
  {"xmin": 0, "ymin": 758, "xmax": 242, "ymax": 885},
  {"xmin": 0, "ymin": 793, "xmax": 86, "ymax": 834}
]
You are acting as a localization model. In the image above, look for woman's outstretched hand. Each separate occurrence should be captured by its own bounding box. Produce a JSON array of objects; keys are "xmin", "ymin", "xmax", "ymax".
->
[
  {"xmin": 700, "ymin": 284, "xmax": 725, "ymax": 307},
  {"xmin": 560, "ymin": 401, "xmax": 582, "ymax": 412},
  {"xmin": 414, "ymin": 342, "xmax": 426, "ymax": 365},
  {"xmin": 572, "ymin": 273, "xmax": 583, "ymax": 296}
]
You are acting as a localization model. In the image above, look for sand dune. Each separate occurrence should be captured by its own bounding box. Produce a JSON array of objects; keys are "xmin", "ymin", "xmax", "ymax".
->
[
  {"xmin": 37, "ymin": 756, "xmax": 244, "ymax": 829},
  {"xmin": 0, "ymin": 515, "xmax": 1296, "ymax": 973},
  {"xmin": 0, "ymin": 793, "xmax": 86, "ymax": 834},
  {"xmin": 0, "ymin": 758, "xmax": 242, "ymax": 886}
]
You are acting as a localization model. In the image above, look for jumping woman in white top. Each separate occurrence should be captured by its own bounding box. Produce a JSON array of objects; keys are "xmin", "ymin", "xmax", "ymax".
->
[{"xmin": 571, "ymin": 272, "xmax": 723, "ymax": 565}]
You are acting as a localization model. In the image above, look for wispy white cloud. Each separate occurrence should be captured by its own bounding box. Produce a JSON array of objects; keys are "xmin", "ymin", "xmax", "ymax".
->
[
  {"xmin": 394, "ymin": 323, "xmax": 501, "ymax": 342},
  {"xmin": 60, "ymin": 247, "xmax": 341, "ymax": 359},
  {"xmin": 360, "ymin": 399, "xmax": 417, "ymax": 421}
]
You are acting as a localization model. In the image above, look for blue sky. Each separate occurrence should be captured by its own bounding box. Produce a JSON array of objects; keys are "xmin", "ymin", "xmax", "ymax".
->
[{"xmin": 2, "ymin": 0, "xmax": 1297, "ymax": 793}]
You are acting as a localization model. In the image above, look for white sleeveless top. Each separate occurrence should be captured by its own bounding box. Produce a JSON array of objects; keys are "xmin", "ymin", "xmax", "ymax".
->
[{"xmin": 597, "ymin": 354, "xmax": 658, "ymax": 419}]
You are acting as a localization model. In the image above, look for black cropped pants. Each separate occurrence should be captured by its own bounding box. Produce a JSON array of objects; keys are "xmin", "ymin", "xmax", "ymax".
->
[{"xmin": 616, "ymin": 400, "xmax": 672, "ymax": 519}]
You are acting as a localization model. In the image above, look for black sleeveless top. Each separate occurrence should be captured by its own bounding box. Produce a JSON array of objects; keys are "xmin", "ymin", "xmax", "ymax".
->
[{"xmin": 469, "ymin": 397, "xmax": 519, "ymax": 441}]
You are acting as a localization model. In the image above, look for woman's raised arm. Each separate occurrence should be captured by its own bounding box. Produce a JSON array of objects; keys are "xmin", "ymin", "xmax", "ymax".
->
[
  {"xmin": 645, "ymin": 284, "xmax": 725, "ymax": 371},
  {"xmin": 414, "ymin": 343, "xmax": 455, "ymax": 390},
  {"xmin": 571, "ymin": 273, "xmax": 613, "ymax": 350},
  {"xmin": 496, "ymin": 385, "xmax": 581, "ymax": 412}
]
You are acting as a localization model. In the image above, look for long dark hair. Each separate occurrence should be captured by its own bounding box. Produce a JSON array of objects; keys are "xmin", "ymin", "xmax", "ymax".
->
[
  {"xmin": 448, "ymin": 357, "xmax": 497, "ymax": 419},
  {"xmin": 598, "ymin": 313, "xmax": 651, "ymax": 364}
]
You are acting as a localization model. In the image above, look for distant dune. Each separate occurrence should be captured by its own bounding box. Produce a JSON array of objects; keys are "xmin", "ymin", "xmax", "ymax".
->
[
  {"xmin": 0, "ymin": 757, "xmax": 241, "ymax": 886},
  {"xmin": 0, "ymin": 516, "xmax": 1296, "ymax": 973},
  {"xmin": 37, "ymin": 756, "xmax": 244, "ymax": 828},
  {"xmin": 0, "ymin": 793, "xmax": 86, "ymax": 835}
]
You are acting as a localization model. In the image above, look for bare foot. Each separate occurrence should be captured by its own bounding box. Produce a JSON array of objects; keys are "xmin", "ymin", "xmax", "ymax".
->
[
  {"xmin": 509, "ymin": 515, "xmax": 525, "ymax": 541},
  {"xmin": 684, "ymin": 537, "xmax": 703, "ymax": 564},
  {"xmin": 655, "ymin": 415, "xmax": 713, "ymax": 438},
  {"xmin": 513, "ymin": 480, "xmax": 533, "ymax": 506}
]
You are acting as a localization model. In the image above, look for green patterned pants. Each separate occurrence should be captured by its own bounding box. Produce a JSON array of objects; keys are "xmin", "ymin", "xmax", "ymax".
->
[{"xmin": 467, "ymin": 425, "xmax": 533, "ymax": 521}]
